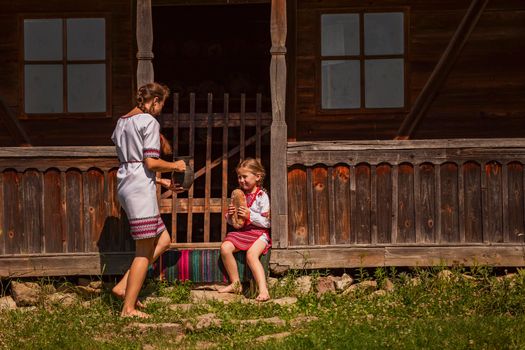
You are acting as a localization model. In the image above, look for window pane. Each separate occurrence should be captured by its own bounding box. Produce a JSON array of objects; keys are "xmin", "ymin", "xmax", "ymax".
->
[
  {"xmin": 67, "ymin": 18, "xmax": 106, "ymax": 60},
  {"xmin": 364, "ymin": 13, "xmax": 404, "ymax": 55},
  {"xmin": 322, "ymin": 60, "xmax": 360, "ymax": 109},
  {"xmin": 24, "ymin": 65, "xmax": 63, "ymax": 113},
  {"xmin": 67, "ymin": 64, "xmax": 106, "ymax": 112},
  {"xmin": 24, "ymin": 19, "xmax": 62, "ymax": 60},
  {"xmin": 365, "ymin": 59, "xmax": 404, "ymax": 108},
  {"xmin": 321, "ymin": 14, "xmax": 359, "ymax": 56}
]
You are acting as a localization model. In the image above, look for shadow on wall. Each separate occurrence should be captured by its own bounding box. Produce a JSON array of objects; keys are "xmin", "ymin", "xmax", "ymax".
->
[{"xmin": 96, "ymin": 215, "xmax": 134, "ymax": 275}]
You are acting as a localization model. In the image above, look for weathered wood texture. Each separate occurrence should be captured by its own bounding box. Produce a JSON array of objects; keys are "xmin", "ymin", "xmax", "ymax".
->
[
  {"xmin": 0, "ymin": 0, "xmax": 134, "ymax": 146},
  {"xmin": 158, "ymin": 93, "xmax": 271, "ymax": 244},
  {"xmin": 287, "ymin": 139, "xmax": 525, "ymax": 246},
  {"xmin": 270, "ymin": 245, "xmax": 525, "ymax": 270},
  {"xmin": 270, "ymin": 0, "xmax": 289, "ymax": 248},
  {"xmin": 294, "ymin": 0, "xmax": 525, "ymax": 140},
  {"xmin": 0, "ymin": 147, "xmax": 134, "ymax": 256}
]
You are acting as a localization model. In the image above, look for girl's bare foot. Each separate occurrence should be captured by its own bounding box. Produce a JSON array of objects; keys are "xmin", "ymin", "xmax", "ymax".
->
[
  {"xmin": 121, "ymin": 309, "xmax": 150, "ymax": 319},
  {"xmin": 255, "ymin": 292, "xmax": 270, "ymax": 302},
  {"xmin": 112, "ymin": 287, "xmax": 145, "ymax": 308},
  {"xmin": 217, "ymin": 281, "xmax": 242, "ymax": 294}
]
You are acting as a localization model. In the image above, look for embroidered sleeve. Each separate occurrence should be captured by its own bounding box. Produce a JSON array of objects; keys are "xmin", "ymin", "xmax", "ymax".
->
[
  {"xmin": 247, "ymin": 191, "xmax": 270, "ymax": 228},
  {"xmin": 142, "ymin": 117, "xmax": 161, "ymax": 159}
]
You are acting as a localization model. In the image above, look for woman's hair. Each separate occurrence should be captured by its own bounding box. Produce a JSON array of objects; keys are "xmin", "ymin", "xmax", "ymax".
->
[
  {"xmin": 136, "ymin": 82, "xmax": 172, "ymax": 155},
  {"xmin": 236, "ymin": 158, "xmax": 266, "ymax": 185},
  {"xmin": 136, "ymin": 82, "xmax": 170, "ymax": 114}
]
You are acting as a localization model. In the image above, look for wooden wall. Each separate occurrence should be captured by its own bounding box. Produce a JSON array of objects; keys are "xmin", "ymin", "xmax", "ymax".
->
[
  {"xmin": 0, "ymin": 0, "xmax": 134, "ymax": 146},
  {"xmin": 287, "ymin": 139, "xmax": 525, "ymax": 247},
  {"xmin": 293, "ymin": 0, "xmax": 525, "ymax": 140}
]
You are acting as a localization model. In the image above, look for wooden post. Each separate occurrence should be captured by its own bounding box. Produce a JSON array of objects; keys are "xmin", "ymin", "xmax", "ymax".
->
[
  {"xmin": 136, "ymin": 0, "xmax": 154, "ymax": 87},
  {"xmin": 270, "ymin": 0, "xmax": 288, "ymax": 248}
]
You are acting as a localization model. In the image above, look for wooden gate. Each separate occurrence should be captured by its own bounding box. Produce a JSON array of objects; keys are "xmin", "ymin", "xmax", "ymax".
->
[{"xmin": 158, "ymin": 93, "xmax": 271, "ymax": 247}]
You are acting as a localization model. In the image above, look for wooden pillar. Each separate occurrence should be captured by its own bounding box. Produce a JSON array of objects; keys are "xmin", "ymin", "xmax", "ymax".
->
[
  {"xmin": 136, "ymin": 0, "xmax": 154, "ymax": 87},
  {"xmin": 270, "ymin": 0, "xmax": 288, "ymax": 248}
]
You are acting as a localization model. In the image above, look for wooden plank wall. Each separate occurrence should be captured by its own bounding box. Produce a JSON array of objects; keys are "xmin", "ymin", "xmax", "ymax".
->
[
  {"xmin": 287, "ymin": 139, "xmax": 525, "ymax": 246},
  {"xmin": 0, "ymin": 147, "xmax": 133, "ymax": 256},
  {"xmin": 0, "ymin": 0, "xmax": 134, "ymax": 146},
  {"xmin": 293, "ymin": 0, "xmax": 525, "ymax": 140}
]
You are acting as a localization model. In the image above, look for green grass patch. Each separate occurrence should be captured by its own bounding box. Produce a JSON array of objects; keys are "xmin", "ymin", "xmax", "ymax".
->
[{"xmin": 1, "ymin": 268, "xmax": 525, "ymax": 349}]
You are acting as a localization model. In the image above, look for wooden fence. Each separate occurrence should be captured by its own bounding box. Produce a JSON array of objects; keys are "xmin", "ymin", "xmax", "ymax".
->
[
  {"xmin": 286, "ymin": 139, "xmax": 525, "ymax": 247},
  {"xmin": 158, "ymin": 93, "xmax": 271, "ymax": 246}
]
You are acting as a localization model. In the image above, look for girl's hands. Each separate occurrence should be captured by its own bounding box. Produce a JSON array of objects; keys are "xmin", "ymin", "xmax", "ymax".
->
[
  {"xmin": 227, "ymin": 204, "xmax": 235, "ymax": 216},
  {"xmin": 236, "ymin": 206, "xmax": 250, "ymax": 220},
  {"xmin": 172, "ymin": 160, "xmax": 186, "ymax": 173}
]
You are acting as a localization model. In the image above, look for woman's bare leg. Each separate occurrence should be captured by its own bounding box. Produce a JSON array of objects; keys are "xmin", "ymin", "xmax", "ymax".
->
[
  {"xmin": 112, "ymin": 230, "xmax": 171, "ymax": 305},
  {"xmin": 120, "ymin": 237, "xmax": 156, "ymax": 318},
  {"xmin": 246, "ymin": 240, "xmax": 270, "ymax": 301},
  {"xmin": 218, "ymin": 241, "xmax": 242, "ymax": 293}
]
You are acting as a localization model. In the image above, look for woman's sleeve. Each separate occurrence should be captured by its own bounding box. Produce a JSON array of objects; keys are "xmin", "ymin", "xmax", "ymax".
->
[
  {"xmin": 142, "ymin": 118, "xmax": 161, "ymax": 159},
  {"xmin": 247, "ymin": 192, "xmax": 271, "ymax": 228}
]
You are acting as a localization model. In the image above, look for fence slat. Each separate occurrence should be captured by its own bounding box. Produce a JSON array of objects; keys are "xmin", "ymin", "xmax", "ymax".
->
[
  {"xmin": 508, "ymin": 162, "xmax": 524, "ymax": 242},
  {"xmin": 204, "ymin": 93, "xmax": 213, "ymax": 242},
  {"xmin": 440, "ymin": 163, "xmax": 459, "ymax": 243},
  {"xmin": 187, "ymin": 93, "xmax": 195, "ymax": 243},
  {"xmin": 240, "ymin": 93, "xmax": 246, "ymax": 161},
  {"xmin": 0, "ymin": 172, "xmax": 4, "ymax": 255},
  {"xmin": 376, "ymin": 164, "xmax": 392, "ymax": 243},
  {"xmin": 419, "ymin": 163, "xmax": 436, "ymax": 243},
  {"xmin": 288, "ymin": 166, "xmax": 308, "ymax": 246},
  {"xmin": 44, "ymin": 170, "xmax": 64, "ymax": 253},
  {"xmin": 172, "ymin": 93, "xmax": 179, "ymax": 243},
  {"xmin": 464, "ymin": 162, "xmax": 482, "ymax": 242},
  {"xmin": 23, "ymin": 170, "xmax": 42, "ymax": 254},
  {"xmin": 256, "ymin": 93, "xmax": 262, "ymax": 162},
  {"xmin": 355, "ymin": 164, "xmax": 371, "ymax": 243},
  {"xmin": 333, "ymin": 165, "xmax": 351, "ymax": 244},
  {"xmin": 397, "ymin": 164, "xmax": 415, "ymax": 243},
  {"xmin": 221, "ymin": 94, "xmax": 229, "ymax": 240}
]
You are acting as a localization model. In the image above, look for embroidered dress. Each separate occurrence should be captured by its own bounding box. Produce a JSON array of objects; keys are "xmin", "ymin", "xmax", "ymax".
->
[
  {"xmin": 111, "ymin": 113, "xmax": 166, "ymax": 240},
  {"xmin": 224, "ymin": 187, "xmax": 271, "ymax": 254}
]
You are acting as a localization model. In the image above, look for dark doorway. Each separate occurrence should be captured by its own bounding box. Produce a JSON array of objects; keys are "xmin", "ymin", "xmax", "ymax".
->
[{"xmin": 152, "ymin": 3, "xmax": 271, "ymax": 112}]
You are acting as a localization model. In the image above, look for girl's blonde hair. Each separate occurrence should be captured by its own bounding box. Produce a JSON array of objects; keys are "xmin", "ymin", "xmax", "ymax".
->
[{"xmin": 236, "ymin": 158, "xmax": 266, "ymax": 186}]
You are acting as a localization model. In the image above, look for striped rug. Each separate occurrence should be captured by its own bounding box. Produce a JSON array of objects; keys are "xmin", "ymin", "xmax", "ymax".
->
[{"xmin": 148, "ymin": 249, "xmax": 271, "ymax": 283}]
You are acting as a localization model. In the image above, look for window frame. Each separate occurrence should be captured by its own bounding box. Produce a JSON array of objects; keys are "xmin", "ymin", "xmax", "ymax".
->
[
  {"xmin": 18, "ymin": 13, "xmax": 112, "ymax": 119},
  {"xmin": 316, "ymin": 8, "xmax": 410, "ymax": 115}
]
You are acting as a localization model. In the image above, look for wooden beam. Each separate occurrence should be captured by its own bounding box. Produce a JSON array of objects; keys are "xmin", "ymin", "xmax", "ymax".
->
[
  {"xmin": 269, "ymin": 245, "xmax": 525, "ymax": 271},
  {"xmin": 136, "ymin": 0, "xmax": 154, "ymax": 87},
  {"xmin": 270, "ymin": 0, "xmax": 289, "ymax": 248},
  {"xmin": 396, "ymin": 0, "xmax": 489, "ymax": 139},
  {"xmin": 0, "ymin": 95, "xmax": 31, "ymax": 146}
]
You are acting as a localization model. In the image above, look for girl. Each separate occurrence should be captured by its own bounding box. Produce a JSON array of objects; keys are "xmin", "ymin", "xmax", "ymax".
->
[
  {"xmin": 111, "ymin": 82, "xmax": 185, "ymax": 318},
  {"xmin": 219, "ymin": 158, "xmax": 271, "ymax": 302}
]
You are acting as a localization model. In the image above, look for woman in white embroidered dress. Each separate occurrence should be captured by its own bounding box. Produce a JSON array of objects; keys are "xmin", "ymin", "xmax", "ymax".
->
[{"xmin": 111, "ymin": 82, "xmax": 185, "ymax": 318}]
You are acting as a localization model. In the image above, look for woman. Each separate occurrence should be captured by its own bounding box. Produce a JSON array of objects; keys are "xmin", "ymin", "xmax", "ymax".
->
[{"xmin": 111, "ymin": 82, "xmax": 185, "ymax": 318}]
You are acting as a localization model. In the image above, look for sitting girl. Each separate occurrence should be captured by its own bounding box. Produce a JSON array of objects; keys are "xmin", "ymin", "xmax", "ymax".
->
[{"xmin": 219, "ymin": 158, "xmax": 271, "ymax": 301}]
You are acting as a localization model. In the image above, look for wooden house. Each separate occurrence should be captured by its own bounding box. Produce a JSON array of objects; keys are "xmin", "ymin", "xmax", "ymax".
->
[{"xmin": 1, "ymin": 0, "xmax": 525, "ymax": 278}]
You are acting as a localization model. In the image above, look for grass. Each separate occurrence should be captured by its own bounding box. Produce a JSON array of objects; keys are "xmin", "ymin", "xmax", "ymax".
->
[{"xmin": 1, "ymin": 267, "xmax": 525, "ymax": 349}]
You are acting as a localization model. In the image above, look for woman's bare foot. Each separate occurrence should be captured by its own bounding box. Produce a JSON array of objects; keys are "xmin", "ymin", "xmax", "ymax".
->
[
  {"xmin": 255, "ymin": 292, "xmax": 270, "ymax": 302},
  {"xmin": 112, "ymin": 287, "xmax": 145, "ymax": 308},
  {"xmin": 217, "ymin": 281, "xmax": 242, "ymax": 294},
  {"xmin": 120, "ymin": 309, "xmax": 150, "ymax": 319}
]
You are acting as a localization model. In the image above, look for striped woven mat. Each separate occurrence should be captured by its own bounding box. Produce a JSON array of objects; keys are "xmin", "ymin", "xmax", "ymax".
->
[{"xmin": 149, "ymin": 249, "xmax": 271, "ymax": 283}]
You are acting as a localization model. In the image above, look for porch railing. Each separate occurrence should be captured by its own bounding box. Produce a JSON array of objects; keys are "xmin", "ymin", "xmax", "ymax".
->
[
  {"xmin": 287, "ymin": 139, "xmax": 525, "ymax": 247},
  {"xmin": 0, "ymin": 147, "xmax": 128, "ymax": 256}
]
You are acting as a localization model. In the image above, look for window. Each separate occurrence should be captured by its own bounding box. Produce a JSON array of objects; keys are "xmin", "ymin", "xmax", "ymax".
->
[
  {"xmin": 320, "ymin": 11, "xmax": 406, "ymax": 110},
  {"xmin": 22, "ymin": 16, "xmax": 109, "ymax": 116}
]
